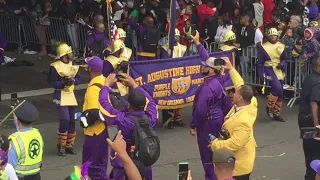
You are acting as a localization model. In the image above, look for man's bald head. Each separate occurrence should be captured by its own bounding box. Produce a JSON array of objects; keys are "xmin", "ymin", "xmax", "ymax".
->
[{"xmin": 94, "ymin": 14, "xmax": 104, "ymax": 25}]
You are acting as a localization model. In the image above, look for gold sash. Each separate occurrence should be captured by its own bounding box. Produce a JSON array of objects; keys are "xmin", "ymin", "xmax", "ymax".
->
[
  {"xmin": 162, "ymin": 43, "xmax": 187, "ymax": 58},
  {"xmin": 51, "ymin": 61, "xmax": 79, "ymax": 106},
  {"xmin": 120, "ymin": 47, "xmax": 132, "ymax": 61},
  {"xmin": 262, "ymin": 42, "xmax": 285, "ymax": 80}
]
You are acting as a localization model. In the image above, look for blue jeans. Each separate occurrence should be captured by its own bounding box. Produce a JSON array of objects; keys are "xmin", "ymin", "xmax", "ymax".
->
[{"xmin": 240, "ymin": 56, "xmax": 250, "ymax": 82}]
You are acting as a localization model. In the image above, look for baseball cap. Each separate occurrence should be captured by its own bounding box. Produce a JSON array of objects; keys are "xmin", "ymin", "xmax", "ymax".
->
[
  {"xmin": 85, "ymin": 56, "xmax": 103, "ymax": 72},
  {"xmin": 311, "ymin": 160, "xmax": 320, "ymax": 174},
  {"xmin": 201, "ymin": 57, "xmax": 224, "ymax": 70},
  {"xmin": 212, "ymin": 148, "xmax": 235, "ymax": 164},
  {"xmin": 128, "ymin": 89, "xmax": 146, "ymax": 109}
]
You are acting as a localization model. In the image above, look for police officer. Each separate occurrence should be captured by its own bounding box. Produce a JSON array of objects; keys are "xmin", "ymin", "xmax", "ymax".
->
[
  {"xmin": 8, "ymin": 101, "xmax": 43, "ymax": 180},
  {"xmin": 299, "ymin": 57, "xmax": 320, "ymax": 180}
]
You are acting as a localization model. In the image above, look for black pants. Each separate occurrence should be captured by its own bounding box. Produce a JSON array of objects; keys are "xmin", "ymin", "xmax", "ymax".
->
[
  {"xmin": 234, "ymin": 173, "xmax": 250, "ymax": 180},
  {"xmin": 18, "ymin": 173, "xmax": 41, "ymax": 180},
  {"xmin": 298, "ymin": 113, "xmax": 320, "ymax": 180}
]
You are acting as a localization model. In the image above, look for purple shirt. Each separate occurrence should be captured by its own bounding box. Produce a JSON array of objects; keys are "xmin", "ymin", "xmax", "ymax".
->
[
  {"xmin": 99, "ymin": 86, "xmax": 157, "ymax": 144},
  {"xmin": 85, "ymin": 30, "xmax": 110, "ymax": 58}
]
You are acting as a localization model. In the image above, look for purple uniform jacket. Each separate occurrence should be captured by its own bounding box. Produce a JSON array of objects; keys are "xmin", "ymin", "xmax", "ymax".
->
[
  {"xmin": 85, "ymin": 30, "xmax": 110, "ymax": 58},
  {"xmin": 256, "ymin": 42, "xmax": 287, "ymax": 78},
  {"xmin": 47, "ymin": 66, "xmax": 81, "ymax": 104},
  {"xmin": 127, "ymin": 18, "xmax": 157, "ymax": 60},
  {"xmin": 99, "ymin": 85, "xmax": 157, "ymax": 167},
  {"xmin": 0, "ymin": 32, "xmax": 6, "ymax": 64},
  {"xmin": 190, "ymin": 44, "xmax": 232, "ymax": 135}
]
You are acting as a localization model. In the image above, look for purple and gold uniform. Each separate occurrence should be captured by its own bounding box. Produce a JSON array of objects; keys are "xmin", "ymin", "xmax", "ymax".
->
[
  {"xmin": 103, "ymin": 28, "xmax": 135, "ymax": 62},
  {"xmin": 47, "ymin": 44, "xmax": 81, "ymax": 156},
  {"xmin": 160, "ymin": 29, "xmax": 188, "ymax": 128},
  {"xmin": 256, "ymin": 28, "xmax": 287, "ymax": 122},
  {"xmin": 0, "ymin": 32, "xmax": 6, "ymax": 64},
  {"xmin": 127, "ymin": 17, "xmax": 158, "ymax": 60},
  {"xmin": 190, "ymin": 43, "xmax": 233, "ymax": 180},
  {"xmin": 99, "ymin": 85, "xmax": 158, "ymax": 180}
]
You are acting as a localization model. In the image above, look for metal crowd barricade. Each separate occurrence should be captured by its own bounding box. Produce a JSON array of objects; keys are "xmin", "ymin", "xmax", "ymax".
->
[{"xmin": 0, "ymin": 15, "xmax": 23, "ymax": 52}]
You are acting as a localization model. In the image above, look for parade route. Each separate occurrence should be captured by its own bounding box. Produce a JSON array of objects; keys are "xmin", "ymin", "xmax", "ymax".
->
[{"xmin": 0, "ymin": 53, "xmax": 305, "ymax": 179}]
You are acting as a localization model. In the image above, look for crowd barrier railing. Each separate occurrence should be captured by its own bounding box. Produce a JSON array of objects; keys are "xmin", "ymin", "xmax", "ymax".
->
[
  {"xmin": 0, "ymin": 15, "xmax": 24, "ymax": 52},
  {"xmin": 207, "ymin": 42, "xmax": 311, "ymax": 108}
]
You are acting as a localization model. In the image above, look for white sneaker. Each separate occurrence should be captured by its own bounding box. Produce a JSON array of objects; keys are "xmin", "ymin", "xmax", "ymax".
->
[
  {"xmin": 24, "ymin": 50, "xmax": 30, "ymax": 54},
  {"xmin": 283, "ymin": 84, "xmax": 290, "ymax": 89},
  {"xmin": 28, "ymin": 51, "xmax": 37, "ymax": 55}
]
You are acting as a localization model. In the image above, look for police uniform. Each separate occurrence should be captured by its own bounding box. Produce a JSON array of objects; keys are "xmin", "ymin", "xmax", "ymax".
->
[
  {"xmin": 299, "ymin": 69, "xmax": 320, "ymax": 180},
  {"xmin": 160, "ymin": 29, "xmax": 188, "ymax": 129},
  {"xmin": 256, "ymin": 28, "xmax": 287, "ymax": 122},
  {"xmin": 8, "ymin": 101, "xmax": 43, "ymax": 180},
  {"xmin": 47, "ymin": 44, "xmax": 81, "ymax": 156}
]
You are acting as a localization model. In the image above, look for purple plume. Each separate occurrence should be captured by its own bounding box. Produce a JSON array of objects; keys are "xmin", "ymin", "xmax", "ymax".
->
[{"xmin": 81, "ymin": 161, "xmax": 91, "ymax": 177}]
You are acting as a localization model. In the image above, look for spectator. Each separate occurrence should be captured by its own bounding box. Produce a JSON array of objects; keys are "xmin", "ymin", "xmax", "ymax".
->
[
  {"xmin": 196, "ymin": 0, "xmax": 215, "ymax": 30},
  {"xmin": 58, "ymin": 0, "xmax": 78, "ymax": 22},
  {"xmin": 180, "ymin": 19, "xmax": 193, "ymax": 46},
  {"xmin": 112, "ymin": 1, "xmax": 124, "ymax": 22},
  {"xmin": 156, "ymin": 3, "xmax": 169, "ymax": 33},
  {"xmin": 280, "ymin": 28, "xmax": 294, "ymax": 51},
  {"xmin": 303, "ymin": 28, "xmax": 320, "ymax": 65},
  {"xmin": 253, "ymin": 19, "xmax": 263, "ymax": 44},
  {"xmin": 262, "ymin": 0, "xmax": 275, "ymax": 26},
  {"xmin": 235, "ymin": 13, "xmax": 255, "ymax": 82},
  {"xmin": 0, "ymin": 0, "xmax": 8, "ymax": 15},
  {"xmin": 179, "ymin": 0, "xmax": 189, "ymax": 15},
  {"xmin": 278, "ymin": 20, "xmax": 288, "ymax": 38},
  {"xmin": 289, "ymin": 15, "xmax": 302, "ymax": 39},
  {"xmin": 0, "ymin": 134, "xmax": 18, "ymax": 180},
  {"xmin": 307, "ymin": 0, "xmax": 319, "ymax": 20},
  {"xmin": 252, "ymin": 0, "xmax": 264, "ymax": 29},
  {"xmin": 215, "ymin": 14, "xmax": 233, "ymax": 43},
  {"xmin": 212, "ymin": 148, "xmax": 236, "ymax": 180},
  {"xmin": 0, "ymin": 32, "xmax": 5, "ymax": 65}
]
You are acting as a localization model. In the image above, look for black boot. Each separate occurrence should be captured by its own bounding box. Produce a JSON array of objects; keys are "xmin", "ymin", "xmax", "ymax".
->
[
  {"xmin": 266, "ymin": 106, "xmax": 274, "ymax": 119},
  {"xmin": 65, "ymin": 147, "xmax": 77, "ymax": 155},
  {"xmin": 273, "ymin": 115, "xmax": 285, "ymax": 122},
  {"xmin": 57, "ymin": 145, "xmax": 66, "ymax": 156}
]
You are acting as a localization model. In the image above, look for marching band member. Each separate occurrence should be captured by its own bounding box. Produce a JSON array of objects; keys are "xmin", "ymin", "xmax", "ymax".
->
[
  {"xmin": 256, "ymin": 28, "xmax": 287, "ymax": 122},
  {"xmin": 159, "ymin": 28, "xmax": 188, "ymax": 129},
  {"xmin": 103, "ymin": 28, "xmax": 135, "ymax": 62},
  {"xmin": 218, "ymin": 30, "xmax": 238, "ymax": 101},
  {"xmin": 47, "ymin": 44, "xmax": 81, "ymax": 156},
  {"xmin": 103, "ymin": 39, "xmax": 129, "ymax": 96}
]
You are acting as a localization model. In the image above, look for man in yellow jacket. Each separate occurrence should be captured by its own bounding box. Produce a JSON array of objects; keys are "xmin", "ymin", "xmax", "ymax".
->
[{"xmin": 210, "ymin": 57, "xmax": 257, "ymax": 180}]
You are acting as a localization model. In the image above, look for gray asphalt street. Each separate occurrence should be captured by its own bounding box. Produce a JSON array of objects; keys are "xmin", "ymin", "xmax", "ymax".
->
[{"xmin": 0, "ymin": 53, "xmax": 305, "ymax": 180}]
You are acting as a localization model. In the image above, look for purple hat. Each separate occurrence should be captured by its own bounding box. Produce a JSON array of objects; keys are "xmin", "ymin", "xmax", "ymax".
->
[
  {"xmin": 311, "ymin": 160, "xmax": 320, "ymax": 174},
  {"xmin": 0, "ymin": 148, "xmax": 8, "ymax": 166},
  {"xmin": 85, "ymin": 56, "xmax": 103, "ymax": 72}
]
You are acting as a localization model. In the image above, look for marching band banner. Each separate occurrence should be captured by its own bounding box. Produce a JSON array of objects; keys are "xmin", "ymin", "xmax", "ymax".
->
[{"xmin": 129, "ymin": 50, "xmax": 233, "ymax": 109}]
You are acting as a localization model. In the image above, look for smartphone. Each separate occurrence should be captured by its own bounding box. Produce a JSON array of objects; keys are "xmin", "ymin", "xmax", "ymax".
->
[
  {"xmin": 178, "ymin": 162, "xmax": 189, "ymax": 180},
  {"xmin": 11, "ymin": 93, "xmax": 18, "ymax": 106},
  {"xmin": 214, "ymin": 58, "xmax": 225, "ymax": 66},
  {"xmin": 116, "ymin": 74, "xmax": 124, "ymax": 82},
  {"xmin": 107, "ymin": 125, "xmax": 119, "ymax": 141},
  {"xmin": 300, "ymin": 127, "xmax": 320, "ymax": 139}
]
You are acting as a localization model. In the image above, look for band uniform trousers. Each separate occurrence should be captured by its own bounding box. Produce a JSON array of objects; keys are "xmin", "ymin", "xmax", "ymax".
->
[
  {"xmin": 110, "ymin": 165, "xmax": 152, "ymax": 180},
  {"xmin": 56, "ymin": 106, "xmax": 76, "ymax": 133},
  {"xmin": 82, "ymin": 129, "xmax": 109, "ymax": 180},
  {"xmin": 299, "ymin": 113, "xmax": 320, "ymax": 180},
  {"xmin": 18, "ymin": 173, "xmax": 41, "ymax": 180}
]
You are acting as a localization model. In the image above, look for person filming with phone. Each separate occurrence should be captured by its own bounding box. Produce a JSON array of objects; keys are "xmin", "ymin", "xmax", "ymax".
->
[
  {"xmin": 189, "ymin": 30, "xmax": 232, "ymax": 180},
  {"xmin": 99, "ymin": 73, "xmax": 159, "ymax": 180},
  {"xmin": 298, "ymin": 57, "xmax": 320, "ymax": 180},
  {"xmin": 210, "ymin": 57, "xmax": 257, "ymax": 180}
]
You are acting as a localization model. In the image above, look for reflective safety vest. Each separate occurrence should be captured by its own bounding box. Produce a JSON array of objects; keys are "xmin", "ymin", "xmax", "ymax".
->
[{"xmin": 9, "ymin": 128, "xmax": 43, "ymax": 175}]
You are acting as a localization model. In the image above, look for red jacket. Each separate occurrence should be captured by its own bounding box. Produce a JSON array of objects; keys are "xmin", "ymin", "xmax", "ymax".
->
[
  {"xmin": 196, "ymin": 4, "xmax": 215, "ymax": 29},
  {"xmin": 262, "ymin": 0, "xmax": 275, "ymax": 24}
]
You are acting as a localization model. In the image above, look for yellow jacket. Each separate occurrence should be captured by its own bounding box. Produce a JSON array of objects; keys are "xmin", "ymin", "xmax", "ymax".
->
[
  {"xmin": 211, "ymin": 68, "xmax": 257, "ymax": 176},
  {"xmin": 83, "ymin": 75, "xmax": 106, "ymax": 136}
]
